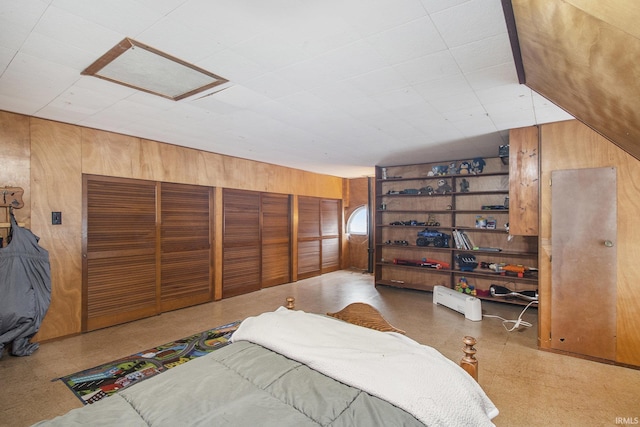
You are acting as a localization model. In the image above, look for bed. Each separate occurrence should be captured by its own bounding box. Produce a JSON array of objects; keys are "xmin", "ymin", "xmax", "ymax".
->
[{"xmin": 33, "ymin": 301, "xmax": 498, "ymax": 426}]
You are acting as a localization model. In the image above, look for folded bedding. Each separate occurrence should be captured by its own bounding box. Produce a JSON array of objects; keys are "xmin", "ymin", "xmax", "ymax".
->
[
  {"xmin": 233, "ymin": 307, "xmax": 498, "ymax": 426},
  {"xmin": 34, "ymin": 307, "xmax": 498, "ymax": 426}
]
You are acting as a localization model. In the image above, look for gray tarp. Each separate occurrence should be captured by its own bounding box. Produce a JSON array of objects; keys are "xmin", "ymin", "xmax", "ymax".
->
[{"xmin": 0, "ymin": 209, "xmax": 51, "ymax": 358}]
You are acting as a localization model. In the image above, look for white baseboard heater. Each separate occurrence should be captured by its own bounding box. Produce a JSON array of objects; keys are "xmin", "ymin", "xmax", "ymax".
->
[{"xmin": 432, "ymin": 285, "xmax": 482, "ymax": 321}]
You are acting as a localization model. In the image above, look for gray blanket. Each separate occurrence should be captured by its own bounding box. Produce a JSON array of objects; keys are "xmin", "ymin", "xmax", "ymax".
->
[{"xmin": 34, "ymin": 341, "xmax": 424, "ymax": 426}]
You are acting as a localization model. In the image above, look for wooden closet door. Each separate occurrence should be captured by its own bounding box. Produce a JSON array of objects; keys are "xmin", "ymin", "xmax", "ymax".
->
[
  {"xmin": 83, "ymin": 175, "xmax": 158, "ymax": 331},
  {"xmin": 297, "ymin": 196, "xmax": 321, "ymax": 279},
  {"xmin": 222, "ymin": 189, "xmax": 261, "ymax": 298},
  {"xmin": 261, "ymin": 193, "xmax": 291, "ymax": 287},
  {"xmin": 159, "ymin": 183, "xmax": 213, "ymax": 311},
  {"xmin": 321, "ymin": 199, "xmax": 341, "ymax": 273}
]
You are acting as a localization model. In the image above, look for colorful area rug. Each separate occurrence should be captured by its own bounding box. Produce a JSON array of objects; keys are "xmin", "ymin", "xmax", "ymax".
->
[{"xmin": 58, "ymin": 321, "xmax": 241, "ymax": 404}]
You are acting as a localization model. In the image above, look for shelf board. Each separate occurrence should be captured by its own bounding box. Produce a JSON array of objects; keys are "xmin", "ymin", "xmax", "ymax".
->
[
  {"xmin": 451, "ymin": 269, "xmax": 539, "ymax": 284},
  {"xmin": 377, "ymin": 171, "xmax": 509, "ymax": 182},
  {"xmin": 376, "ymin": 262, "xmax": 451, "ymax": 275},
  {"xmin": 375, "ymin": 279, "xmax": 436, "ymax": 292},
  {"xmin": 378, "ymin": 191, "xmax": 508, "ymax": 198}
]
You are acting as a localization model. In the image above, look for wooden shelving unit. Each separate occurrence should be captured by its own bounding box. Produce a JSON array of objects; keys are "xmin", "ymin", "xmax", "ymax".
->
[{"xmin": 374, "ymin": 157, "xmax": 538, "ymax": 306}]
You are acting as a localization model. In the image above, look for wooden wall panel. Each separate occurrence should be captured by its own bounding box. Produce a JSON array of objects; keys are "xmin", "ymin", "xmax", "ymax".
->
[
  {"xmin": 512, "ymin": 0, "xmax": 640, "ymax": 163},
  {"xmin": 30, "ymin": 119, "xmax": 82, "ymax": 341},
  {"xmin": 0, "ymin": 112, "xmax": 30, "ymax": 240},
  {"xmin": 1, "ymin": 112, "xmax": 344, "ymax": 341},
  {"xmin": 509, "ymin": 126, "xmax": 539, "ymax": 236},
  {"xmin": 539, "ymin": 120, "xmax": 640, "ymax": 367}
]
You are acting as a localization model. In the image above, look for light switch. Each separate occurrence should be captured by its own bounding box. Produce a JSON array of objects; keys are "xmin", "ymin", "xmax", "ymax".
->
[{"xmin": 52, "ymin": 212, "xmax": 62, "ymax": 225}]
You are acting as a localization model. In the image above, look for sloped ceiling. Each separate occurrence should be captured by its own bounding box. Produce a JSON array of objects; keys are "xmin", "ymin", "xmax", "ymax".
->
[
  {"xmin": 0, "ymin": 0, "xmax": 573, "ymax": 178},
  {"xmin": 512, "ymin": 0, "xmax": 640, "ymax": 161}
]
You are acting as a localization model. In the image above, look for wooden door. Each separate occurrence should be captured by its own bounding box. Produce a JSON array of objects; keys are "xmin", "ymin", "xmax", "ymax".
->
[
  {"xmin": 159, "ymin": 183, "xmax": 213, "ymax": 311},
  {"xmin": 297, "ymin": 197, "xmax": 321, "ymax": 279},
  {"xmin": 321, "ymin": 199, "xmax": 341, "ymax": 273},
  {"xmin": 551, "ymin": 167, "xmax": 617, "ymax": 360},
  {"xmin": 261, "ymin": 193, "xmax": 291, "ymax": 287},
  {"xmin": 222, "ymin": 189, "xmax": 261, "ymax": 298},
  {"xmin": 83, "ymin": 175, "xmax": 158, "ymax": 331}
]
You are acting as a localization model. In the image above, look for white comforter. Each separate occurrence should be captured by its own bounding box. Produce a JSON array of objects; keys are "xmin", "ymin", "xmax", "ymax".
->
[{"xmin": 232, "ymin": 307, "xmax": 499, "ymax": 427}]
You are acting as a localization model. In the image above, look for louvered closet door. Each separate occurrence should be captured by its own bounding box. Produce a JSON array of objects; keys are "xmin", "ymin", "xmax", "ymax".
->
[
  {"xmin": 222, "ymin": 189, "xmax": 261, "ymax": 298},
  {"xmin": 297, "ymin": 196, "xmax": 321, "ymax": 279},
  {"xmin": 321, "ymin": 199, "xmax": 341, "ymax": 273},
  {"xmin": 160, "ymin": 183, "xmax": 213, "ymax": 312},
  {"xmin": 84, "ymin": 175, "xmax": 158, "ymax": 331},
  {"xmin": 261, "ymin": 193, "xmax": 291, "ymax": 287}
]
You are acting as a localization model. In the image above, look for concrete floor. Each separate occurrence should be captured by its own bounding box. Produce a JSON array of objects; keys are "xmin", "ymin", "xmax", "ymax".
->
[{"xmin": 1, "ymin": 270, "xmax": 639, "ymax": 426}]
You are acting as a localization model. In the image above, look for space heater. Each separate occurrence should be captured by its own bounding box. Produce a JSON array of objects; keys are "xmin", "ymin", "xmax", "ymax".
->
[{"xmin": 432, "ymin": 285, "xmax": 482, "ymax": 321}]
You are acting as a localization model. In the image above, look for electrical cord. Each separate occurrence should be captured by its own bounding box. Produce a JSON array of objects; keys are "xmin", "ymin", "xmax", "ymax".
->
[{"xmin": 483, "ymin": 300, "xmax": 538, "ymax": 332}]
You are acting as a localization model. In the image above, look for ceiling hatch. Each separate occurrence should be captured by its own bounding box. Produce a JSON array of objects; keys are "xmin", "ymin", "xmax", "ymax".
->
[{"xmin": 82, "ymin": 37, "xmax": 229, "ymax": 101}]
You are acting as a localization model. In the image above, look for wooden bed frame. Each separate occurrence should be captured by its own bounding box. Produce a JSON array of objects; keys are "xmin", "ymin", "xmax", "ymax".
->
[{"xmin": 285, "ymin": 297, "xmax": 479, "ymax": 381}]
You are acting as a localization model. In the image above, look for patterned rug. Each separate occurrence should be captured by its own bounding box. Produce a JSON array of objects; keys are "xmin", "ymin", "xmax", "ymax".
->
[{"xmin": 58, "ymin": 321, "xmax": 241, "ymax": 404}]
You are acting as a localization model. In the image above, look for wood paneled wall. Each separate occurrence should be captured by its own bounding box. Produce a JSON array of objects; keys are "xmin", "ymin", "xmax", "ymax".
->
[
  {"xmin": 512, "ymin": 0, "xmax": 640, "ymax": 164},
  {"xmin": 0, "ymin": 110, "xmax": 343, "ymax": 342},
  {"xmin": 539, "ymin": 120, "xmax": 640, "ymax": 367}
]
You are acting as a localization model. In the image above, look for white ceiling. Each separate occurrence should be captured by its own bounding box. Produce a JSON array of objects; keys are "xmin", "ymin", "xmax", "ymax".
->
[{"xmin": 0, "ymin": 0, "xmax": 572, "ymax": 178}]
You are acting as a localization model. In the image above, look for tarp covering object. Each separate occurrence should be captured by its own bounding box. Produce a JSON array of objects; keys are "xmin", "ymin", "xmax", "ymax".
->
[{"xmin": 0, "ymin": 209, "xmax": 51, "ymax": 358}]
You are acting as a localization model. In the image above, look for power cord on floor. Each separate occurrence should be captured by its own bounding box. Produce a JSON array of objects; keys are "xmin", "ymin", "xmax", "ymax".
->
[{"xmin": 483, "ymin": 300, "xmax": 538, "ymax": 332}]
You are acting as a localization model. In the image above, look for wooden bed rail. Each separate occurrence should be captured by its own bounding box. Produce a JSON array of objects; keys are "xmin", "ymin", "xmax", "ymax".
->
[{"xmin": 285, "ymin": 297, "xmax": 480, "ymax": 381}]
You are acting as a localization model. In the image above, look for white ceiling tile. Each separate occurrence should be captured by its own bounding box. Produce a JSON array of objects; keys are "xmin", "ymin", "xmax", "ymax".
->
[
  {"xmin": 34, "ymin": 6, "xmax": 124, "ymax": 53},
  {"xmin": 465, "ymin": 62, "xmax": 519, "ymax": 92},
  {"xmin": 167, "ymin": 0, "xmax": 271, "ymax": 47},
  {"xmin": 242, "ymin": 72, "xmax": 304, "ymax": 100},
  {"xmin": 340, "ymin": 0, "xmax": 427, "ymax": 37},
  {"xmin": 0, "ymin": 52, "xmax": 80, "ymax": 107},
  {"xmin": 132, "ymin": 0, "xmax": 189, "ymax": 17},
  {"xmin": 474, "ymin": 83, "xmax": 531, "ymax": 105},
  {"xmin": 20, "ymin": 31, "xmax": 95, "ymax": 69},
  {"xmin": 429, "ymin": 91, "xmax": 482, "ymax": 114},
  {"xmin": 367, "ymin": 16, "xmax": 447, "ymax": 64},
  {"xmin": 319, "ymin": 40, "xmax": 389, "ymax": 81},
  {"xmin": 229, "ymin": 32, "xmax": 312, "ymax": 72},
  {"xmin": 0, "ymin": 46, "xmax": 14, "ymax": 73},
  {"xmin": 52, "ymin": 0, "xmax": 164, "ymax": 36},
  {"xmin": 393, "ymin": 50, "xmax": 461, "ymax": 85},
  {"xmin": 211, "ymin": 85, "xmax": 272, "ymax": 109},
  {"xmin": 450, "ymin": 33, "xmax": 513, "ymax": 74},
  {"xmin": 419, "ymin": 0, "xmax": 469, "ymax": 15},
  {"xmin": 430, "ymin": 0, "xmax": 506, "ymax": 48},
  {"xmin": 0, "ymin": 0, "xmax": 49, "ymax": 50},
  {"xmin": 197, "ymin": 49, "xmax": 264, "ymax": 84},
  {"xmin": 345, "ymin": 67, "xmax": 412, "ymax": 96},
  {"xmin": 273, "ymin": 12, "xmax": 361, "ymax": 57},
  {"xmin": 413, "ymin": 73, "xmax": 472, "ymax": 100},
  {"xmin": 136, "ymin": 18, "xmax": 226, "ymax": 64}
]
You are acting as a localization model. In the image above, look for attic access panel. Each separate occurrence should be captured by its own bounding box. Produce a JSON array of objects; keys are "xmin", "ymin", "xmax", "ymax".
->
[{"xmin": 82, "ymin": 38, "xmax": 228, "ymax": 101}]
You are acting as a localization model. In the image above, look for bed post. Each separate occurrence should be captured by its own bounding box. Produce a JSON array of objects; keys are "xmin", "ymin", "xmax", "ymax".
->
[
  {"xmin": 285, "ymin": 297, "xmax": 295, "ymax": 310},
  {"xmin": 460, "ymin": 336, "xmax": 479, "ymax": 381}
]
